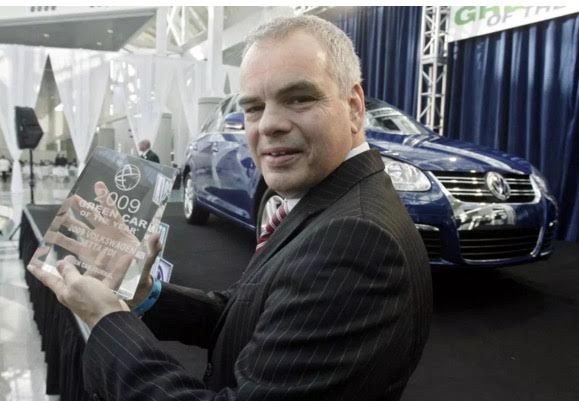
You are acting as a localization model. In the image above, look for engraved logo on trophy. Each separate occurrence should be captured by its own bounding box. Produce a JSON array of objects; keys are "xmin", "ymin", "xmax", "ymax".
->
[{"xmin": 114, "ymin": 164, "xmax": 141, "ymax": 191}]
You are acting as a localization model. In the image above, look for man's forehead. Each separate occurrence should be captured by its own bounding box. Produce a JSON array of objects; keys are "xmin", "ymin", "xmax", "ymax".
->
[{"xmin": 239, "ymin": 38, "xmax": 331, "ymax": 101}]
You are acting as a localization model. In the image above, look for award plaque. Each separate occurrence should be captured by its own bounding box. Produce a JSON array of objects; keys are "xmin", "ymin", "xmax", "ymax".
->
[{"xmin": 29, "ymin": 147, "xmax": 177, "ymax": 299}]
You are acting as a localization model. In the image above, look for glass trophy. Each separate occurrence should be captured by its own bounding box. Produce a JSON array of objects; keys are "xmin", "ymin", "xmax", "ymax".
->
[{"xmin": 29, "ymin": 147, "xmax": 177, "ymax": 300}]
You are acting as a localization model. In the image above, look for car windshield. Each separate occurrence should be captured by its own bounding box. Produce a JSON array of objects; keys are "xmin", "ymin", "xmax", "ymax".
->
[{"xmin": 364, "ymin": 99, "xmax": 429, "ymax": 135}]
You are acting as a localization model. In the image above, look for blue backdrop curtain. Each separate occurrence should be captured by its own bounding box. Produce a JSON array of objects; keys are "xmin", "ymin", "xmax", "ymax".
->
[
  {"xmin": 330, "ymin": 6, "xmax": 422, "ymax": 116},
  {"xmin": 445, "ymin": 13, "xmax": 579, "ymax": 242}
]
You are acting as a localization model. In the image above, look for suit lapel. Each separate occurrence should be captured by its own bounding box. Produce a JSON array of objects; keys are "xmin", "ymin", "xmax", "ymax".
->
[{"xmin": 245, "ymin": 149, "xmax": 385, "ymax": 278}]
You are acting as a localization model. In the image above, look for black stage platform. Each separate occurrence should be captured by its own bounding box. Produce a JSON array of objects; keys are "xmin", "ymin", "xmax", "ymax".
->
[{"xmin": 21, "ymin": 203, "xmax": 579, "ymax": 401}]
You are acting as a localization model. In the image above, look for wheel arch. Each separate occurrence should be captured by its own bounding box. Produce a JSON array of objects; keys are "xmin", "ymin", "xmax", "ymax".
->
[
  {"xmin": 252, "ymin": 178, "xmax": 269, "ymax": 226},
  {"xmin": 181, "ymin": 163, "xmax": 191, "ymax": 186}
]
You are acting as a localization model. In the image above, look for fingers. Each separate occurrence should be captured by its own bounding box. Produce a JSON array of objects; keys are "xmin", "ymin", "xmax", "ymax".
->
[
  {"xmin": 143, "ymin": 234, "xmax": 162, "ymax": 277},
  {"xmin": 44, "ymin": 230, "xmax": 98, "ymax": 262},
  {"xmin": 29, "ymin": 246, "xmax": 50, "ymax": 270},
  {"xmin": 101, "ymin": 253, "xmax": 134, "ymax": 290},
  {"xmin": 149, "ymin": 233, "xmax": 162, "ymax": 256},
  {"xmin": 51, "ymin": 209, "xmax": 92, "ymax": 236},
  {"xmin": 56, "ymin": 258, "xmax": 82, "ymax": 284},
  {"xmin": 27, "ymin": 262, "xmax": 66, "ymax": 296}
]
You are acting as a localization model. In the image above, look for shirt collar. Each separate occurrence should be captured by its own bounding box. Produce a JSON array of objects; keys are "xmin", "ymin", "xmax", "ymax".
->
[{"xmin": 285, "ymin": 142, "xmax": 370, "ymax": 212}]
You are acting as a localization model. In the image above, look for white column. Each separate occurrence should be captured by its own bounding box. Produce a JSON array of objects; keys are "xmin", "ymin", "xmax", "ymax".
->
[
  {"xmin": 206, "ymin": 6, "xmax": 224, "ymax": 97},
  {"xmin": 156, "ymin": 7, "xmax": 168, "ymax": 56}
]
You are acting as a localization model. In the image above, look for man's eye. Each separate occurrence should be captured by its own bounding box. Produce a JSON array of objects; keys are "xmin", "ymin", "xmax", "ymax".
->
[
  {"xmin": 289, "ymin": 96, "xmax": 315, "ymax": 105},
  {"xmin": 245, "ymin": 106, "xmax": 263, "ymax": 114}
]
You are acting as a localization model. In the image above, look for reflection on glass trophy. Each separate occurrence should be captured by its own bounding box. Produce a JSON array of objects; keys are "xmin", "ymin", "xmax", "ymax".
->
[{"xmin": 29, "ymin": 147, "xmax": 177, "ymax": 300}]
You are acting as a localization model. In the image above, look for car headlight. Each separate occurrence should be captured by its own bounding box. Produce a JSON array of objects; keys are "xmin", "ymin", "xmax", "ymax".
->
[
  {"xmin": 382, "ymin": 157, "xmax": 431, "ymax": 191},
  {"xmin": 531, "ymin": 168, "xmax": 550, "ymax": 194}
]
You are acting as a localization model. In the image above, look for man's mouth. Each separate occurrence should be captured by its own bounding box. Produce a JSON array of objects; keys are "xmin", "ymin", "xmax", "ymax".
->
[{"xmin": 261, "ymin": 148, "xmax": 301, "ymax": 166}]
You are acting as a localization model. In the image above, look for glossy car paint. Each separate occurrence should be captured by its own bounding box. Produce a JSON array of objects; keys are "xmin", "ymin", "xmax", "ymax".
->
[{"xmin": 183, "ymin": 96, "xmax": 558, "ymax": 268}]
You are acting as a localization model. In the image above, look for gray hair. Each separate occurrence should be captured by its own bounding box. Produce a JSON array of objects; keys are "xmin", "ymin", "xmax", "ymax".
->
[{"xmin": 243, "ymin": 15, "xmax": 362, "ymax": 96}]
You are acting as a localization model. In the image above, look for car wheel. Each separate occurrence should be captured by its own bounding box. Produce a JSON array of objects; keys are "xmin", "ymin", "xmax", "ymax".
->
[
  {"xmin": 256, "ymin": 188, "xmax": 284, "ymax": 240},
  {"xmin": 183, "ymin": 172, "xmax": 210, "ymax": 225}
]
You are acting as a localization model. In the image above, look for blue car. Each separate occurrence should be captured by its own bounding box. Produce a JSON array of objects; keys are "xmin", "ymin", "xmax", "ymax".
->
[{"xmin": 182, "ymin": 95, "xmax": 558, "ymax": 268}]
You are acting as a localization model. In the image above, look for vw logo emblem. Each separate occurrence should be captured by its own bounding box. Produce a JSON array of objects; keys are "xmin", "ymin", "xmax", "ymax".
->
[
  {"xmin": 486, "ymin": 172, "xmax": 510, "ymax": 201},
  {"xmin": 114, "ymin": 164, "xmax": 141, "ymax": 191}
]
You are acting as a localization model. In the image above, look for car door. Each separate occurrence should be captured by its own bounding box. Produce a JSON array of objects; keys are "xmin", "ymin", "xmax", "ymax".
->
[
  {"xmin": 212, "ymin": 130, "xmax": 254, "ymax": 222},
  {"xmin": 190, "ymin": 133, "xmax": 219, "ymax": 202},
  {"xmin": 210, "ymin": 97, "xmax": 256, "ymax": 224},
  {"xmin": 192, "ymin": 96, "xmax": 235, "ymax": 202}
]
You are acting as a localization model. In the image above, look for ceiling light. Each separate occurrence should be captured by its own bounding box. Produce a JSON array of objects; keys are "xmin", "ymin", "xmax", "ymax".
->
[
  {"xmin": 96, "ymin": 42, "xmax": 102, "ymax": 46},
  {"xmin": 191, "ymin": 45, "xmax": 205, "ymax": 61},
  {"xmin": 107, "ymin": 29, "xmax": 114, "ymax": 34},
  {"xmin": 43, "ymin": 33, "xmax": 50, "ymax": 38}
]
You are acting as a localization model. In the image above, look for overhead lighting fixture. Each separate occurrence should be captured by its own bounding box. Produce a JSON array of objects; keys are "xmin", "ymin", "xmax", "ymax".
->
[
  {"xmin": 107, "ymin": 29, "xmax": 114, "ymax": 34},
  {"xmin": 96, "ymin": 42, "xmax": 102, "ymax": 46},
  {"xmin": 43, "ymin": 33, "xmax": 50, "ymax": 38},
  {"xmin": 191, "ymin": 45, "xmax": 205, "ymax": 61}
]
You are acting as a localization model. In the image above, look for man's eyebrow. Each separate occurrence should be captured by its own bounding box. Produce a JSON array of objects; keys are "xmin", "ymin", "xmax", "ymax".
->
[
  {"xmin": 238, "ymin": 95, "xmax": 261, "ymax": 108},
  {"xmin": 276, "ymin": 81, "xmax": 323, "ymax": 98},
  {"xmin": 238, "ymin": 81, "xmax": 323, "ymax": 108}
]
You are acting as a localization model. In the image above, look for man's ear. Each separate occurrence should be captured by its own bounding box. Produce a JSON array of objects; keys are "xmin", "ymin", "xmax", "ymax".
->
[{"xmin": 349, "ymin": 83, "xmax": 365, "ymax": 134}]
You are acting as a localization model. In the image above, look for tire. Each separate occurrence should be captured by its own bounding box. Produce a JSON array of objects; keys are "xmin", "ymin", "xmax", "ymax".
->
[
  {"xmin": 183, "ymin": 172, "xmax": 210, "ymax": 225},
  {"xmin": 255, "ymin": 188, "xmax": 284, "ymax": 240}
]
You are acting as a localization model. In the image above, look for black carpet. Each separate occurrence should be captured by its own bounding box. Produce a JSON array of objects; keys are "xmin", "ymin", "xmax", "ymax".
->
[{"xmin": 26, "ymin": 203, "xmax": 579, "ymax": 401}]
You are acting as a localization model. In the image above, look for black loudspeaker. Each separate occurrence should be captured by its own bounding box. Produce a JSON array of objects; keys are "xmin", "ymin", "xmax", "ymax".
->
[{"xmin": 15, "ymin": 106, "xmax": 43, "ymax": 149}]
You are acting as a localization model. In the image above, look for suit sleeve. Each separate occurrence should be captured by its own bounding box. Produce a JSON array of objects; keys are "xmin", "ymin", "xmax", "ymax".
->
[{"xmin": 83, "ymin": 217, "xmax": 418, "ymax": 401}]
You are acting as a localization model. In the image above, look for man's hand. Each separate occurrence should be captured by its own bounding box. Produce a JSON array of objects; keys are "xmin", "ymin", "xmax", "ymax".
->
[
  {"xmin": 29, "ymin": 180, "xmax": 165, "ymax": 320},
  {"xmin": 126, "ymin": 234, "xmax": 163, "ymax": 308},
  {"xmin": 27, "ymin": 255, "xmax": 129, "ymax": 328}
]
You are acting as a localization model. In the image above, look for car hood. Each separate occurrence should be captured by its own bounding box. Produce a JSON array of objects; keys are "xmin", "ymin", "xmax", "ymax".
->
[{"xmin": 366, "ymin": 130, "xmax": 533, "ymax": 174}]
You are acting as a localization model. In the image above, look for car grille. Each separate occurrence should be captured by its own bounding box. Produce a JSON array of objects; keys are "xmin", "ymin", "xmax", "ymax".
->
[
  {"xmin": 418, "ymin": 230, "xmax": 442, "ymax": 260},
  {"xmin": 432, "ymin": 171, "xmax": 535, "ymax": 203},
  {"xmin": 459, "ymin": 228, "xmax": 539, "ymax": 261}
]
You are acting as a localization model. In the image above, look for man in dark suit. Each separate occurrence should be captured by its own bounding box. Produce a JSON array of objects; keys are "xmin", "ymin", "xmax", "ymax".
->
[
  {"xmin": 29, "ymin": 15, "xmax": 432, "ymax": 401},
  {"xmin": 138, "ymin": 139, "xmax": 160, "ymax": 163}
]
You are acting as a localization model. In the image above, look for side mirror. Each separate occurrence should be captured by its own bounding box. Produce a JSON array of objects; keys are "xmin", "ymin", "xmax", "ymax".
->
[{"xmin": 223, "ymin": 112, "xmax": 245, "ymax": 131}]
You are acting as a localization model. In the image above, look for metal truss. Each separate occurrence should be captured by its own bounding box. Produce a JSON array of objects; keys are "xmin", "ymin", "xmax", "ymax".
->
[
  {"xmin": 416, "ymin": 6, "xmax": 450, "ymax": 134},
  {"xmin": 166, "ymin": 6, "xmax": 207, "ymax": 53}
]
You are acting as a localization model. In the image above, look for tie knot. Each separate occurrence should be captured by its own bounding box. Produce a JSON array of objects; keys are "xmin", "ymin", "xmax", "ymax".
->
[{"xmin": 255, "ymin": 200, "xmax": 289, "ymax": 254}]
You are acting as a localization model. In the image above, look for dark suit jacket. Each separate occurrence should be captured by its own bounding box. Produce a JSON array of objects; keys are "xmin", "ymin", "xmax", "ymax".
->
[
  {"xmin": 142, "ymin": 149, "xmax": 160, "ymax": 163},
  {"xmin": 83, "ymin": 149, "xmax": 433, "ymax": 401}
]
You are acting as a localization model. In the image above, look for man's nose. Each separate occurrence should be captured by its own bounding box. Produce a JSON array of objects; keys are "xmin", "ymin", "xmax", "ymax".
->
[{"xmin": 258, "ymin": 105, "xmax": 292, "ymax": 137}]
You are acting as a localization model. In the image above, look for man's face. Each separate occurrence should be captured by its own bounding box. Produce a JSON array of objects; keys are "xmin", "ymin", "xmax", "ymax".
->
[{"xmin": 239, "ymin": 31, "xmax": 364, "ymax": 198}]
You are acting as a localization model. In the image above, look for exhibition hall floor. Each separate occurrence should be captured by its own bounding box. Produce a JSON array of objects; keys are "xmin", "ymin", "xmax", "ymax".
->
[
  {"xmin": 0, "ymin": 178, "xmax": 73, "ymax": 401},
  {"xmin": 2, "ymin": 178, "xmax": 579, "ymax": 400}
]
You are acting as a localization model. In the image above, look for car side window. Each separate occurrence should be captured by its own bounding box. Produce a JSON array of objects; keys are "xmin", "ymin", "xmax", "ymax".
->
[
  {"xmin": 201, "ymin": 97, "xmax": 234, "ymax": 133},
  {"xmin": 228, "ymin": 95, "xmax": 241, "ymax": 114},
  {"xmin": 200, "ymin": 114, "xmax": 217, "ymax": 133},
  {"xmin": 381, "ymin": 118, "xmax": 401, "ymax": 132},
  {"xmin": 365, "ymin": 108, "xmax": 427, "ymax": 135}
]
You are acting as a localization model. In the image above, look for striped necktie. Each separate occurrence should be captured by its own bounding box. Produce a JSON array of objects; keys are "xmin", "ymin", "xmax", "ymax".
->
[{"xmin": 255, "ymin": 200, "xmax": 289, "ymax": 254}]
